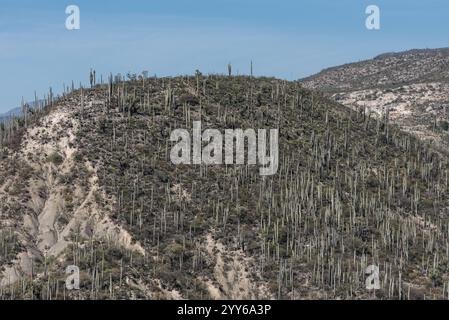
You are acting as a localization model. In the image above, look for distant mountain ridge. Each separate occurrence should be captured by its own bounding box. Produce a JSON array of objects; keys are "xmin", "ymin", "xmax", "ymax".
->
[
  {"xmin": 301, "ymin": 47, "xmax": 449, "ymax": 92},
  {"xmin": 0, "ymin": 100, "xmax": 44, "ymax": 122},
  {"xmin": 300, "ymin": 47, "xmax": 449, "ymax": 150},
  {"xmin": 0, "ymin": 107, "xmax": 22, "ymax": 119}
]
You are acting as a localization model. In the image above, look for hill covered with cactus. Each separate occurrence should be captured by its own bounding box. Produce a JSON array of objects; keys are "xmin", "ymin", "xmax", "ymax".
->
[{"xmin": 1, "ymin": 73, "xmax": 449, "ymax": 300}]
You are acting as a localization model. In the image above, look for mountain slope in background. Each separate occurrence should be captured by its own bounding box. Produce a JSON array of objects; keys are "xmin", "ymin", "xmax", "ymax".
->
[
  {"xmin": 2, "ymin": 73, "xmax": 449, "ymax": 300},
  {"xmin": 0, "ymin": 107, "xmax": 22, "ymax": 123},
  {"xmin": 301, "ymin": 48, "xmax": 449, "ymax": 149},
  {"xmin": 0, "ymin": 100, "xmax": 44, "ymax": 123}
]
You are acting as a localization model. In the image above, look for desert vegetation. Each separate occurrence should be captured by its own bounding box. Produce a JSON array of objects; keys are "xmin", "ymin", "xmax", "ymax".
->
[{"xmin": 1, "ymin": 67, "xmax": 449, "ymax": 300}]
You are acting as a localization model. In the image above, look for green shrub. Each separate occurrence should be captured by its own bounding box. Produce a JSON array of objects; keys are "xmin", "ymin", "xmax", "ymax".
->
[
  {"xmin": 47, "ymin": 152, "xmax": 63, "ymax": 165},
  {"xmin": 440, "ymin": 120, "xmax": 449, "ymax": 131}
]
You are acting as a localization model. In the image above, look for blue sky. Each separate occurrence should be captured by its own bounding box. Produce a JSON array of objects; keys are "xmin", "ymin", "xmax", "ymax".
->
[{"xmin": 0, "ymin": 0, "xmax": 448, "ymax": 112}]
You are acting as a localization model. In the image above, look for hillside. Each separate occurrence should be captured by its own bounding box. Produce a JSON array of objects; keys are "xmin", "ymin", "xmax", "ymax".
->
[
  {"xmin": 1, "ymin": 74, "xmax": 449, "ymax": 300},
  {"xmin": 300, "ymin": 48, "xmax": 449, "ymax": 149}
]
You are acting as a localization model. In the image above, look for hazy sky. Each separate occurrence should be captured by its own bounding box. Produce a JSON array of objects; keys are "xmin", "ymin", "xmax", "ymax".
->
[{"xmin": 0, "ymin": 0, "xmax": 448, "ymax": 112}]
